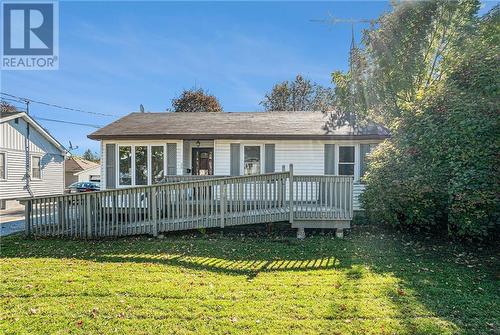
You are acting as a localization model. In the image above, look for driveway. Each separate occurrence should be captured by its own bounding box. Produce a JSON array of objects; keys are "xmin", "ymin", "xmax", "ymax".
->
[{"xmin": 0, "ymin": 206, "xmax": 25, "ymax": 236}]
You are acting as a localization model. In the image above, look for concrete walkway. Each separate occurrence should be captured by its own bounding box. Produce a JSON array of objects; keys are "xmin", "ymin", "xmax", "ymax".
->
[
  {"xmin": 1, "ymin": 220, "xmax": 25, "ymax": 236},
  {"xmin": 1, "ymin": 205, "xmax": 26, "ymax": 236}
]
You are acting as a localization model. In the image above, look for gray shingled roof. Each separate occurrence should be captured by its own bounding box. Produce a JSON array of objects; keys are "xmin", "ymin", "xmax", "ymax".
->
[{"xmin": 88, "ymin": 111, "xmax": 390, "ymax": 140}]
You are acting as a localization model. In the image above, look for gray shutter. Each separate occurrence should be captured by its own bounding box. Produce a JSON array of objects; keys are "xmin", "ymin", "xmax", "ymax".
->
[
  {"xmin": 324, "ymin": 144, "xmax": 335, "ymax": 175},
  {"xmin": 360, "ymin": 144, "xmax": 374, "ymax": 178},
  {"xmin": 230, "ymin": 143, "xmax": 240, "ymax": 176},
  {"xmin": 264, "ymin": 144, "xmax": 275, "ymax": 173},
  {"xmin": 167, "ymin": 143, "xmax": 177, "ymax": 175},
  {"xmin": 182, "ymin": 140, "xmax": 190, "ymax": 175},
  {"xmin": 105, "ymin": 144, "xmax": 116, "ymax": 189}
]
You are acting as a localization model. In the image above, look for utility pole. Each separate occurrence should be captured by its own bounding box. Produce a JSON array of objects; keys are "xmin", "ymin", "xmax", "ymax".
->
[{"xmin": 24, "ymin": 99, "xmax": 33, "ymax": 196}]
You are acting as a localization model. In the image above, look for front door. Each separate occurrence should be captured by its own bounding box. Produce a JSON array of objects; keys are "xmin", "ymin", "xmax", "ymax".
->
[{"xmin": 192, "ymin": 148, "xmax": 213, "ymax": 175}]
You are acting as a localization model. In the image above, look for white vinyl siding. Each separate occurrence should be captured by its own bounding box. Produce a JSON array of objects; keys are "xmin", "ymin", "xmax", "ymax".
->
[
  {"xmin": 1, "ymin": 118, "xmax": 60, "ymax": 154},
  {"xmin": 0, "ymin": 152, "xmax": 6, "ymax": 180},
  {"xmin": 214, "ymin": 140, "xmax": 325, "ymax": 176},
  {"xmin": 74, "ymin": 166, "xmax": 101, "ymax": 183},
  {"xmin": 0, "ymin": 149, "xmax": 64, "ymax": 200},
  {"xmin": 0, "ymin": 119, "xmax": 64, "ymax": 200}
]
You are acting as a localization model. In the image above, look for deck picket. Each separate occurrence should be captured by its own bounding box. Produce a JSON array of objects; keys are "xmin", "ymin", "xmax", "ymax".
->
[{"xmin": 22, "ymin": 168, "xmax": 353, "ymax": 238}]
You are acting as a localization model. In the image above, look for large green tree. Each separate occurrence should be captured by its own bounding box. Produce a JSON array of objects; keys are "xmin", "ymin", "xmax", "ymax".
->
[
  {"xmin": 260, "ymin": 75, "xmax": 334, "ymax": 111},
  {"xmin": 81, "ymin": 149, "xmax": 100, "ymax": 162},
  {"xmin": 330, "ymin": 0, "xmax": 480, "ymax": 128},
  {"xmin": 335, "ymin": 0, "xmax": 499, "ymax": 238},
  {"xmin": 170, "ymin": 88, "xmax": 223, "ymax": 113}
]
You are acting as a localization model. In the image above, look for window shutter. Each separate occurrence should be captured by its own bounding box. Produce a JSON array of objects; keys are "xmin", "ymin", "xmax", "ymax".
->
[
  {"xmin": 264, "ymin": 144, "xmax": 275, "ymax": 173},
  {"xmin": 230, "ymin": 143, "xmax": 240, "ymax": 176},
  {"xmin": 360, "ymin": 143, "xmax": 375, "ymax": 178},
  {"xmin": 105, "ymin": 144, "xmax": 116, "ymax": 189},
  {"xmin": 182, "ymin": 141, "xmax": 190, "ymax": 175},
  {"xmin": 324, "ymin": 144, "xmax": 335, "ymax": 175},
  {"xmin": 167, "ymin": 143, "xmax": 177, "ymax": 175}
]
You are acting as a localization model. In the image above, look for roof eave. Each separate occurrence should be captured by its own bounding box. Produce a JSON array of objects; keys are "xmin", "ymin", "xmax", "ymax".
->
[{"xmin": 87, "ymin": 133, "xmax": 390, "ymax": 141}]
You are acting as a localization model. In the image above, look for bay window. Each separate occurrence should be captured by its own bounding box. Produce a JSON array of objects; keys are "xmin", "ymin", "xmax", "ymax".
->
[
  {"xmin": 135, "ymin": 146, "xmax": 148, "ymax": 185},
  {"xmin": 151, "ymin": 145, "xmax": 164, "ymax": 184},
  {"xmin": 119, "ymin": 146, "xmax": 132, "ymax": 185}
]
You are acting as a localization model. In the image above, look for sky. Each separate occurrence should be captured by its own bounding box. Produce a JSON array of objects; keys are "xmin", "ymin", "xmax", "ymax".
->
[{"xmin": 1, "ymin": 1, "xmax": 497, "ymax": 155}]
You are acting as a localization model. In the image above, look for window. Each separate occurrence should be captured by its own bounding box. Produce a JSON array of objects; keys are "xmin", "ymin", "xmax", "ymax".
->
[
  {"xmin": 0, "ymin": 153, "xmax": 5, "ymax": 179},
  {"xmin": 31, "ymin": 156, "xmax": 41, "ymax": 179},
  {"xmin": 151, "ymin": 146, "xmax": 164, "ymax": 184},
  {"xmin": 119, "ymin": 146, "xmax": 132, "ymax": 185},
  {"xmin": 244, "ymin": 146, "xmax": 261, "ymax": 175},
  {"xmin": 135, "ymin": 146, "xmax": 148, "ymax": 185},
  {"xmin": 338, "ymin": 146, "xmax": 355, "ymax": 176}
]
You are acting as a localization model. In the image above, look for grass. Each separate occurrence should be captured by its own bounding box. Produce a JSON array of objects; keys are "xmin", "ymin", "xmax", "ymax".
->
[{"xmin": 0, "ymin": 225, "xmax": 498, "ymax": 335}]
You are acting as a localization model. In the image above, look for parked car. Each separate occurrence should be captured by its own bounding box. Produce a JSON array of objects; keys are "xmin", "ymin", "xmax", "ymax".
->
[{"xmin": 66, "ymin": 181, "xmax": 100, "ymax": 193}]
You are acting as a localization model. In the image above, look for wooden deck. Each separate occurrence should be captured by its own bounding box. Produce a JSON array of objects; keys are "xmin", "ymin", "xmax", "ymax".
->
[{"xmin": 22, "ymin": 166, "xmax": 354, "ymax": 239}]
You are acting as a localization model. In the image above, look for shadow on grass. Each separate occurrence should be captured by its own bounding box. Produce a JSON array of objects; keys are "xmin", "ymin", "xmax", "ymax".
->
[
  {"xmin": 1, "ymin": 225, "xmax": 498, "ymax": 334},
  {"xmin": 95, "ymin": 253, "xmax": 341, "ymax": 278}
]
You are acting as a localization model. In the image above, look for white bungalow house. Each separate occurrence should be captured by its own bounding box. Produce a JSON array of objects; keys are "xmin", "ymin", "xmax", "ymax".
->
[
  {"xmin": 88, "ymin": 111, "xmax": 390, "ymax": 210},
  {"xmin": 0, "ymin": 111, "xmax": 67, "ymax": 210}
]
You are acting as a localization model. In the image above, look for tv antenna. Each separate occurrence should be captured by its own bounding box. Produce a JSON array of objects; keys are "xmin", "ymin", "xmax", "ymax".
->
[
  {"xmin": 311, "ymin": 13, "xmax": 371, "ymax": 45},
  {"xmin": 310, "ymin": 13, "xmax": 371, "ymax": 72},
  {"xmin": 68, "ymin": 140, "xmax": 79, "ymax": 153}
]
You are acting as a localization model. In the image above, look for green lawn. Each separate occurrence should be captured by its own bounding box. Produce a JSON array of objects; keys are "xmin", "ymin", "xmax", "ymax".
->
[{"xmin": 0, "ymin": 225, "xmax": 498, "ymax": 335}]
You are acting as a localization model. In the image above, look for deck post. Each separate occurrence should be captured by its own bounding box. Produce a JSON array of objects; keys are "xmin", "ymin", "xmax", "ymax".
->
[
  {"xmin": 336, "ymin": 228, "xmax": 344, "ymax": 238},
  {"xmin": 297, "ymin": 227, "xmax": 305, "ymax": 239},
  {"xmin": 24, "ymin": 200, "xmax": 32, "ymax": 236},
  {"xmin": 220, "ymin": 180, "xmax": 226, "ymax": 228},
  {"xmin": 289, "ymin": 164, "xmax": 294, "ymax": 225}
]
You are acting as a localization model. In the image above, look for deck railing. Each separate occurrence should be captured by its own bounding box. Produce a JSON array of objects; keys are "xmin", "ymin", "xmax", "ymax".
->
[{"xmin": 22, "ymin": 165, "xmax": 353, "ymax": 238}]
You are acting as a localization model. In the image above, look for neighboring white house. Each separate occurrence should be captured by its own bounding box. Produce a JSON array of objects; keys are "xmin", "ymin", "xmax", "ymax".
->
[
  {"xmin": 64, "ymin": 157, "xmax": 100, "ymax": 187},
  {"xmin": 88, "ymin": 112, "xmax": 390, "ymax": 210},
  {"xmin": 0, "ymin": 111, "xmax": 67, "ymax": 210}
]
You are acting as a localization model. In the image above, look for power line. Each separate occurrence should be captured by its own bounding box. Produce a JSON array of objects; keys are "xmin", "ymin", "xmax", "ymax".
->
[
  {"xmin": 32, "ymin": 116, "xmax": 103, "ymax": 129},
  {"xmin": 0, "ymin": 96, "xmax": 23, "ymax": 104},
  {"xmin": 0, "ymin": 92, "xmax": 118, "ymax": 117}
]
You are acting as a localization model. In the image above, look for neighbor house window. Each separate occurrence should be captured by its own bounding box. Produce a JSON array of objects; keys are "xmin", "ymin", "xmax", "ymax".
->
[
  {"xmin": 151, "ymin": 146, "xmax": 164, "ymax": 184},
  {"xmin": 338, "ymin": 146, "xmax": 355, "ymax": 176},
  {"xmin": 0, "ymin": 153, "xmax": 5, "ymax": 179},
  {"xmin": 135, "ymin": 146, "xmax": 148, "ymax": 185},
  {"xmin": 244, "ymin": 146, "xmax": 261, "ymax": 175},
  {"xmin": 119, "ymin": 146, "xmax": 132, "ymax": 185},
  {"xmin": 31, "ymin": 156, "xmax": 41, "ymax": 179}
]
